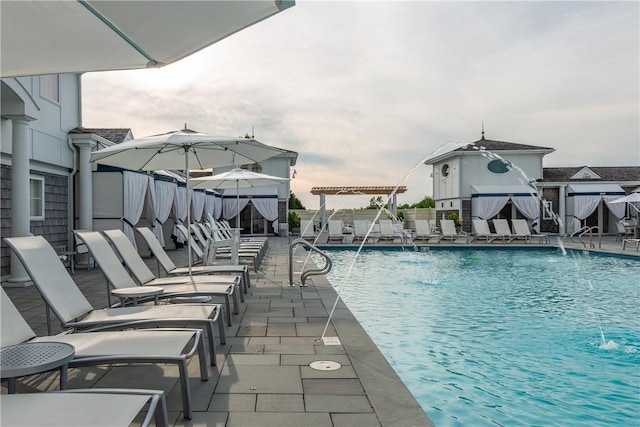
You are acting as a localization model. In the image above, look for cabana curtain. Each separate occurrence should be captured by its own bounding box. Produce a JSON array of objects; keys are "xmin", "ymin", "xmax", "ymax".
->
[
  {"xmin": 191, "ymin": 190, "xmax": 206, "ymax": 223},
  {"xmin": 223, "ymin": 198, "xmax": 250, "ymax": 222},
  {"xmin": 123, "ymin": 171, "xmax": 152, "ymax": 248},
  {"xmin": 153, "ymin": 180, "xmax": 177, "ymax": 246},
  {"xmin": 214, "ymin": 194, "xmax": 223, "ymax": 220},
  {"xmin": 251, "ymin": 197, "xmax": 279, "ymax": 234},
  {"xmin": 511, "ymin": 196, "xmax": 541, "ymax": 232},
  {"xmin": 472, "ymin": 196, "xmax": 510, "ymax": 222},
  {"xmin": 204, "ymin": 193, "xmax": 216, "ymax": 223},
  {"xmin": 174, "ymin": 186, "xmax": 187, "ymax": 244}
]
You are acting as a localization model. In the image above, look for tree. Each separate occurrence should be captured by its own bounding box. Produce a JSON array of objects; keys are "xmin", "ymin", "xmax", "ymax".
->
[
  {"xmin": 289, "ymin": 192, "xmax": 306, "ymax": 210},
  {"xmin": 413, "ymin": 196, "xmax": 435, "ymax": 209},
  {"xmin": 366, "ymin": 196, "xmax": 385, "ymax": 209}
]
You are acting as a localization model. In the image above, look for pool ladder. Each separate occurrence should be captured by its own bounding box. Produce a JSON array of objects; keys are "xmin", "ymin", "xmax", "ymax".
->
[
  {"xmin": 571, "ymin": 226, "xmax": 601, "ymax": 249},
  {"xmin": 289, "ymin": 238, "xmax": 333, "ymax": 287}
]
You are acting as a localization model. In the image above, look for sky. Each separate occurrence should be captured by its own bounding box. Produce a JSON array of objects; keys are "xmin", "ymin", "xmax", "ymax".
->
[{"xmin": 82, "ymin": 1, "xmax": 640, "ymax": 210}]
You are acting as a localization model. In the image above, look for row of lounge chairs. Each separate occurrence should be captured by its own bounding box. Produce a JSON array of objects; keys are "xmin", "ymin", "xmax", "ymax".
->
[
  {"xmin": 300, "ymin": 218, "xmax": 548, "ymax": 244},
  {"xmin": 2, "ymin": 222, "xmax": 264, "ymax": 422}
]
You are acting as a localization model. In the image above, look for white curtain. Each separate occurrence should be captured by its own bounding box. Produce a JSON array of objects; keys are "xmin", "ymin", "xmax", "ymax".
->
[
  {"xmin": 473, "ymin": 196, "xmax": 510, "ymax": 221},
  {"xmin": 204, "ymin": 193, "xmax": 216, "ymax": 223},
  {"xmin": 123, "ymin": 171, "xmax": 149, "ymax": 248},
  {"xmin": 223, "ymin": 197, "xmax": 250, "ymax": 221},
  {"xmin": 603, "ymin": 195, "xmax": 625, "ymax": 220},
  {"xmin": 214, "ymin": 194, "xmax": 223, "ymax": 219},
  {"xmin": 252, "ymin": 197, "xmax": 279, "ymax": 234},
  {"xmin": 512, "ymin": 196, "xmax": 541, "ymax": 232},
  {"xmin": 191, "ymin": 190, "xmax": 206, "ymax": 223},
  {"xmin": 174, "ymin": 186, "xmax": 187, "ymax": 244},
  {"xmin": 571, "ymin": 195, "xmax": 601, "ymax": 234},
  {"xmin": 154, "ymin": 180, "xmax": 177, "ymax": 246}
]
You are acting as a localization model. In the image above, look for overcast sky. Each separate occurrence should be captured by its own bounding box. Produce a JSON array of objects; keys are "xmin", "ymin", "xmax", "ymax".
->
[{"xmin": 82, "ymin": 1, "xmax": 639, "ymax": 210}]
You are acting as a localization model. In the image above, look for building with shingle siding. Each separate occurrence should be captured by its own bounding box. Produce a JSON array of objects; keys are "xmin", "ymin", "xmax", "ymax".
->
[{"xmin": 425, "ymin": 132, "xmax": 639, "ymax": 236}]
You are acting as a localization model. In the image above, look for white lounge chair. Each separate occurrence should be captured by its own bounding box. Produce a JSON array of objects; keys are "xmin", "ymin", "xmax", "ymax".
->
[
  {"xmin": 512, "ymin": 219, "xmax": 550, "ymax": 244},
  {"xmin": 299, "ymin": 219, "xmax": 317, "ymax": 242},
  {"xmin": 327, "ymin": 220, "xmax": 345, "ymax": 243},
  {"xmin": 412, "ymin": 220, "xmax": 435, "ymax": 242},
  {"xmin": 1, "ymin": 288, "xmax": 206, "ymax": 419},
  {"xmin": 622, "ymin": 238, "xmax": 640, "ymax": 251},
  {"xmin": 79, "ymin": 229, "xmax": 239, "ymax": 328},
  {"xmin": 492, "ymin": 219, "xmax": 528, "ymax": 243},
  {"xmin": 378, "ymin": 219, "xmax": 404, "ymax": 243},
  {"xmin": 136, "ymin": 226, "xmax": 251, "ymax": 293},
  {"xmin": 3, "ymin": 235, "xmax": 223, "ymax": 367},
  {"xmin": 353, "ymin": 220, "xmax": 377, "ymax": 244},
  {"xmin": 0, "ymin": 389, "xmax": 168, "ymax": 427},
  {"xmin": 471, "ymin": 219, "xmax": 500, "ymax": 243},
  {"xmin": 435, "ymin": 219, "xmax": 470, "ymax": 243}
]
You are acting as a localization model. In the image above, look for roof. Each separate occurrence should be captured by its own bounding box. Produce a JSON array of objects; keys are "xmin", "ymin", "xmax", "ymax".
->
[
  {"xmin": 540, "ymin": 166, "xmax": 640, "ymax": 182},
  {"xmin": 455, "ymin": 136, "xmax": 554, "ymax": 152},
  {"xmin": 310, "ymin": 186, "xmax": 407, "ymax": 195},
  {"xmin": 423, "ymin": 135, "xmax": 554, "ymax": 164},
  {"xmin": 567, "ymin": 183, "xmax": 625, "ymax": 195},
  {"xmin": 471, "ymin": 185, "xmax": 538, "ymax": 196},
  {"xmin": 69, "ymin": 127, "xmax": 132, "ymax": 143}
]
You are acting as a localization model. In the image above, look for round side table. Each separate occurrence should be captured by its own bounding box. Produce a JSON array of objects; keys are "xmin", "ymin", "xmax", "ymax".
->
[{"xmin": 1, "ymin": 342, "xmax": 75, "ymax": 393}]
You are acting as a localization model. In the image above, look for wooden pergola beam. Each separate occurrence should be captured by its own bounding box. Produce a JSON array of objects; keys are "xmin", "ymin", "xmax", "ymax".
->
[{"xmin": 310, "ymin": 186, "xmax": 407, "ymax": 195}]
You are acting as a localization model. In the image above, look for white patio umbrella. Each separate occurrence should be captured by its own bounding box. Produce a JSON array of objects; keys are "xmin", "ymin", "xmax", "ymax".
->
[
  {"xmin": 90, "ymin": 128, "xmax": 284, "ymax": 273},
  {"xmin": 188, "ymin": 168, "xmax": 289, "ymax": 229},
  {"xmin": 609, "ymin": 192, "xmax": 640, "ymax": 215},
  {"xmin": 1, "ymin": 0, "xmax": 295, "ymax": 77}
]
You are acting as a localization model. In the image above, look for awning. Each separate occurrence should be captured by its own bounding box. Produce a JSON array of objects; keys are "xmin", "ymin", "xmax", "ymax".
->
[
  {"xmin": 567, "ymin": 184, "xmax": 625, "ymax": 196},
  {"xmin": 471, "ymin": 185, "xmax": 538, "ymax": 197}
]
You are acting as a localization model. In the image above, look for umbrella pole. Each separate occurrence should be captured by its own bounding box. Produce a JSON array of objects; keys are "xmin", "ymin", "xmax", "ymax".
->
[{"xmin": 186, "ymin": 151, "xmax": 192, "ymax": 276}]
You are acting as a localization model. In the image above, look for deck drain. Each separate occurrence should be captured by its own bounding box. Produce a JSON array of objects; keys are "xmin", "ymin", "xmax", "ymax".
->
[{"xmin": 309, "ymin": 360, "xmax": 342, "ymax": 371}]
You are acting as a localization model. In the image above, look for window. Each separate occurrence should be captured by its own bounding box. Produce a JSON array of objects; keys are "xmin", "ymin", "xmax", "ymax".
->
[
  {"xmin": 40, "ymin": 74, "xmax": 60, "ymax": 102},
  {"xmin": 30, "ymin": 176, "xmax": 45, "ymax": 220},
  {"xmin": 441, "ymin": 164, "xmax": 449, "ymax": 177}
]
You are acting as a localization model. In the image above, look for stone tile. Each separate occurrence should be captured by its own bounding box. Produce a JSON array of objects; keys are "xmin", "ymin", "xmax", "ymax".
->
[
  {"xmin": 228, "ymin": 344, "xmax": 265, "ymax": 354},
  {"xmin": 302, "ymin": 379, "xmax": 365, "ymax": 395},
  {"xmin": 263, "ymin": 344, "xmax": 316, "ymax": 355},
  {"xmin": 227, "ymin": 412, "xmax": 331, "ymax": 427},
  {"xmin": 280, "ymin": 354, "xmax": 351, "ymax": 366},
  {"xmin": 216, "ymin": 365, "xmax": 302, "ymax": 394},
  {"xmin": 225, "ymin": 354, "xmax": 280, "ymax": 365},
  {"xmin": 296, "ymin": 323, "xmax": 336, "ymax": 336},
  {"xmin": 331, "ymin": 413, "xmax": 382, "ymax": 427},
  {"xmin": 301, "ymin": 364, "xmax": 358, "ymax": 379},
  {"xmin": 237, "ymin": 325, "xmax": 267, "ymax": 336},
  {"xmin": 266, "ymin": 323, "xmax": 296, "ymax": 336},
  {"xmin": 305, "ymin": 394, "xmax": 373, "ymax": 413},
  {"xmin": 208, "ymin": 394, "xmax": 256, "ymax": 412},
  {"xmin": 172, "ymin": 411, "xmax": 228, "ymax": 426},
  {"xmin": 256, "ymin": 394, "xmax": 304, "ymax": 412},
  {"xmin": 248, "ymin": 336, "xmax": 280, "ymax": 345}
]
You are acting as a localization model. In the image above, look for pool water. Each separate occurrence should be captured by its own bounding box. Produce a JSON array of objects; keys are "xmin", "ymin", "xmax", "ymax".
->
[{"xmin": 321, "ymin": 248, "xmax": 640, "ymax": 426}]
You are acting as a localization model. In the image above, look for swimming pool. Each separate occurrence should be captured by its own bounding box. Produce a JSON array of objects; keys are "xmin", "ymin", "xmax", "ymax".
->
[{"xmin": 320, "ymin": 247, "xmax": 640, "ymax": 426}]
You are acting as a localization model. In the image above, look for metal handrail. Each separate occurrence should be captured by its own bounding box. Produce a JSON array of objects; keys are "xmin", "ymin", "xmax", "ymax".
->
[
  {"xmin": 571, "ymin": 226, "xmax": 601, "ymax": 249},
  {"xmin": 289, "ymin": 238, "xmax": 332, "ymax": 287}
]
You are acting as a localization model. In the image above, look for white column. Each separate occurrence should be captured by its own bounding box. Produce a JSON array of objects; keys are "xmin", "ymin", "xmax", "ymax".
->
[
  {"xmin": 320, "ymin": 194, "xmax": 326, "ymax": 230},
  {"xmin": 558, "ymin": 185, "xmax": 566, "ymax": 236},
  {"xmin": 74, "ymin": 140, "xmax": 96, "ymax": 231},
  {"xmin": 7, "ymin": 116, "xmax": 35, "ymax": 284}
]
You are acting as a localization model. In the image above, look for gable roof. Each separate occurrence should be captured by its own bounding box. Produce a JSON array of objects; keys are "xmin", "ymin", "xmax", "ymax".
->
[
  {"xmin": 69, "ymin": 127, "xmax": 132, "ymax": 143},
  {"xmin": 424, "ymin": 135, "xmax": 554, "ymax": 164},
  {"xmin": 455, "ymin": 136, "xmax": 554, "ymax": 153},
  {"xmin": 540, "ymin": 166, "xmax": 640, "ymax": 182}
]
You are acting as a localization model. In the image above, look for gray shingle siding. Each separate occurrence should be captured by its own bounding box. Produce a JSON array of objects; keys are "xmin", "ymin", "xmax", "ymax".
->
[{"xmin": 1, "ymin": 166, "xmax": 68, "ymax": 277}]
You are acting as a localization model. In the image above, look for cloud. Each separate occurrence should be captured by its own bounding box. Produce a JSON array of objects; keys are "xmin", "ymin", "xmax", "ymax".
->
[{"xmin": 82, "ymin": 1, "xmax": 639, "ymax": 210}]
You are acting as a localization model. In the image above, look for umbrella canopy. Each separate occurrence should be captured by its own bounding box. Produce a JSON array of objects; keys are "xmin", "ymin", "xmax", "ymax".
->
[
  {"xmin": 90, "ymin": 128, "xmax": 285, "ymax": 272},
  {"xmin": 609, "ymin": 192, "xmax": 640, "ymax": 204},
  {"xmin": 1, "ymin": 0, "xmax": 295, "ymax": 77},
  {"xmin": 91, "ymin": 129, "xmax": 283, "ymax": 171},
  {"xmin": 189, "ymin": 168, "xmax": 289, "ymax": 228}
]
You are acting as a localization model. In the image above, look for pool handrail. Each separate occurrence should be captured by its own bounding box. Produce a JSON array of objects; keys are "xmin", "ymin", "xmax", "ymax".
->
[{"xmin": 289, "ymin": 238, "xmax": 332, "ymax": 287}]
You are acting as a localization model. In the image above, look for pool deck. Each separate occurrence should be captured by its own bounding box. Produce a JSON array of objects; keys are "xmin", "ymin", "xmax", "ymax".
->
[{"xmin": 2, "ymin": 234, "xmax": 637, "ymax": 426}]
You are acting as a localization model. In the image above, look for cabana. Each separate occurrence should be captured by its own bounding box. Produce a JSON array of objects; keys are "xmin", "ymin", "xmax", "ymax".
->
[
  {"xmin": 222, "ymin": 186, "xmax": 280, "ymax": 235},
  {"xmin": 566, "ymin": 184, "xmax": 625, "ymax": 234},
  {"xmin": 471, "ymin": 185, "xmax": 541, "ymax": 231},
  {"xmin": 91, "ymin": 166, "xmax": 155, "ymax": 254}
]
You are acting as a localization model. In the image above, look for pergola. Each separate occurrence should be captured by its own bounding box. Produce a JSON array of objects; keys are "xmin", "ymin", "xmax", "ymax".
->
[{"xmin": 310, "ymin": 186, "xmax": 407, "ymax": 228}]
